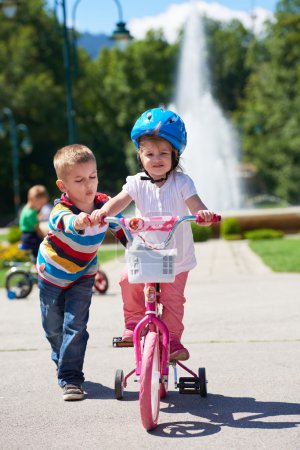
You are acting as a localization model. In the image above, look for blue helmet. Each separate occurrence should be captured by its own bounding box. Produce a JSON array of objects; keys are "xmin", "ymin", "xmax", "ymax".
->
[{"xmin": 131, "ymin": 107, "xmax": 187, "ymax": 154}]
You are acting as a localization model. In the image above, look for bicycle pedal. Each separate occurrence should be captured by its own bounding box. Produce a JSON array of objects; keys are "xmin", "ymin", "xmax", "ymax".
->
[
  {"xmin": 178, "ymin": 376, "xmax": 200, "ymax": 394},
  {"xmin": 112, "ymin": 337, "xmax": 134, "ymax": 348}
]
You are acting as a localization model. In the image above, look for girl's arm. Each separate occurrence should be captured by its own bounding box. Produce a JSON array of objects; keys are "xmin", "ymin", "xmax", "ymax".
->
[
  {"xmin": 90, "ymin": 191, "xmax": 132, "ymax": 225},
  {"xmin": 186, "ymin": 194, "xmax": 215, "ymax": 225}
]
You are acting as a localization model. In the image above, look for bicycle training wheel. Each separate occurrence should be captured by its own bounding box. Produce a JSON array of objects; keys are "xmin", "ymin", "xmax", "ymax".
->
[
  {"xmin": 93, "ymin": 269, "xmax": 109, "ymax": 294},
  {"xmin": 139, "ymin": 332, "xmax": 161, "ymax": 431},
  {"xmin": 5, "ymin": 270, "xmax": 33, "ymax": 299},
  {"xmin": 115, "ymin": 369, "xmax": 124, "ymax": 400},
  {"xmin": 198, "ymin": 367, "xmax": 207, "ymax": 397}
]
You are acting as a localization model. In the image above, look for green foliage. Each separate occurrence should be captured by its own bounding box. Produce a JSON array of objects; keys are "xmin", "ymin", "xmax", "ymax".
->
[
  {"xmin": 7, "ymin": 226, "xmax": 21, "ymax": 243},
  {"xmin": 205, "ymin": 18, "xmax": 252, "ymax": 111},
  {"xmin": 249, "ymin": 238, "xmax": 300, "ymax": 272},
  {"xmin": 236, "ymin": 1, "xmax": 300, "ymax": 204},
  {"xmin": 0, "ymin": 242, "xmax": 30, "ymax": 268},
  {"xmin": 244, "ymin": 229, "xmax": 284, "ymax": 240},
  {"xmin": 191, "ymin": 223, "xmax": 212, "ymax": 242},
  {"xmin": 1, "ymin": 0, "xmax": 300, "ymax": 219},
  {"xmin": 220, "ymin": 217, "xmax": 242, "ymax": 239}
]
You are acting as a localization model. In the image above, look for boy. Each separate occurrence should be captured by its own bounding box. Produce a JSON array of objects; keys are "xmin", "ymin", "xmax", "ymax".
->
[
  {"xmin": 19, "ymin": 185, "xmax": 49, "ymax": 259},
  {"xmin": 37, "ymin": 144, "xmax": 126, "ymax": 401}
]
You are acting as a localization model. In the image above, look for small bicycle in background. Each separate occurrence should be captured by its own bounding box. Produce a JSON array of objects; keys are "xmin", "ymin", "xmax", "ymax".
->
[
  {"xmin": 5, "ymin": 244, "xmax": 109, "ymax": 299},
  {"xmin": 104, "ymin": 213, "xmax": 221, "ymax": 431}
]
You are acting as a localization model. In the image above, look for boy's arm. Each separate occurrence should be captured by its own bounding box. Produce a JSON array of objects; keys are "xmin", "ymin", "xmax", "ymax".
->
[
  {"xmin": 35, "ymin": 223, "xmax": 47, "ymax": 239},
  {"xmin": 185, "ymin": 194, "xmax": 215, "ymax": 226},
  {"xmin": 90, "ymin": 191, "xmax": 132, "ymax": 225}
]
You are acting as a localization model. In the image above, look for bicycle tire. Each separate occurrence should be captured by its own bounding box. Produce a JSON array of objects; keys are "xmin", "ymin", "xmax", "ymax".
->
[
  {"xmin": 139, "ymin": 332, "xmax": 161, "ymax": 431},
  {"xmin": 115, "ymin": 369, "xmax": 124, "ymax": 400},
  {"xmin": 5, "ymin": 270, "xmax": 33, "ymax": 299},
  {"xmin": 93, "ymin": 269, "xmax": 109, "ymax": 294},
  {"xmin": 198, "ymin": 367, "xmax": 207, "ymax": 397}
]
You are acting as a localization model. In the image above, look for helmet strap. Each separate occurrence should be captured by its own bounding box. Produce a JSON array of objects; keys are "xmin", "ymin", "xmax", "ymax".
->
[{"xmin": 140, "ymin": 170, "xmax": 169, "ymax": 184}]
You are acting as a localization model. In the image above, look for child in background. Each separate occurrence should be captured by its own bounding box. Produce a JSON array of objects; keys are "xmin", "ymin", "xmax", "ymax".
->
[
  {"xmin": 19, "ymin": 185, "xmax": 49, "ymax": 259},
  {"xmin": 37, "ymin": 144, "xmax": 126, "ymax": 401},
  {"xmin": 90, "ymin": 107, "xmax": 215, "ymax": 362}
]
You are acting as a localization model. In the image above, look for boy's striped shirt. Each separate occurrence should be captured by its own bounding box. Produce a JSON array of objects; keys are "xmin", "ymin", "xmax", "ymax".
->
[{"xmin": 37, "ymin": 193, "xmax": 126, "ymax": 288}]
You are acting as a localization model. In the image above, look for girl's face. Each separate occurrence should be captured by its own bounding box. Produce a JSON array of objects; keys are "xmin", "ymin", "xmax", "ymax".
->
[
  {"xmin": 139, "ymin": 138, "xmax": 173, "ymax": 181},
  {"xmin": 56, "ymin": 160, "xmax": 98, "ymax": 213}
]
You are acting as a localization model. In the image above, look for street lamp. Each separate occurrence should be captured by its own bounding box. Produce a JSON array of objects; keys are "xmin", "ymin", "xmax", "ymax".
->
[
  {"xmin": 72, "ymin": 0, "xmax": 133, "ymax": 51},
  {"xmin": 0, "ymin": 0, "xmax": 18, "ymax": 18},
  {"xmin": 55, "ymin": 0, "xmax": 76, "ymax": 144},
  {"xmin": 0, "ymin": 108, "xmax": 32, "ymax": 217},
  {"xmin": 111, "ymin": 0, "xmax": 133, "ymax": 49}
]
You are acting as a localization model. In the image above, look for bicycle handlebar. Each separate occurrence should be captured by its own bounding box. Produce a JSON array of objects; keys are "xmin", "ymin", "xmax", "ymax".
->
[{"xmin": 104, "ymin": 214, "xmax": 221, "ymax": 249}]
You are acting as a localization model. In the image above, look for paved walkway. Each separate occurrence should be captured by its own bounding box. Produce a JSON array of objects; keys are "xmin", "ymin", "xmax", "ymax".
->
[{"xmin": 0, "ymin": 239, "xmax": 299, "ymax": 449}]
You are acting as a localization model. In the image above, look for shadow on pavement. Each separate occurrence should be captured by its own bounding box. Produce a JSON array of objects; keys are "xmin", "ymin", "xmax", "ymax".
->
[
  {"xmin": 84, "ymin": 380, "xmax": 138, "ymax": 401},
  {"xmin": 152, "ymin": 393, "xmax": 300, "ymax": 437}
]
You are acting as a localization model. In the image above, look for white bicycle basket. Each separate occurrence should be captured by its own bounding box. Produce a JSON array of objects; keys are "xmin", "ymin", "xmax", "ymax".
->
[{"xmin": 126, "ymin": 244, "xmax": 177, "ymax": 283}]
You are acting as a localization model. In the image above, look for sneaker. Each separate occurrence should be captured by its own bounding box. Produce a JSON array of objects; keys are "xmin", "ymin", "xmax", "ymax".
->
[
  {"xmin": 122, "ymin": 328, "xmax": 134, "ymax": 342},
  {"xmin": 122, "ymin": 321, "xmax": 136, "ymax": 342},
  {"xmin": 122, "ymin": 322, "xmax": 147, "ymax": 342},
  {"xmin": 63, "ymin": 384, "xmax": 84, "ymax": 401},
  {"xmin": 169, "ymin": 336, "xmax": 190, "ymax": 361}
]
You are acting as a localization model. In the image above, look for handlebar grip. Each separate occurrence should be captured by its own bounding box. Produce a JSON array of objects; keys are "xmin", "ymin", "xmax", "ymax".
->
[{"xmin": 196, "ymin": 213, "xmax": 221, "ymax": 224}]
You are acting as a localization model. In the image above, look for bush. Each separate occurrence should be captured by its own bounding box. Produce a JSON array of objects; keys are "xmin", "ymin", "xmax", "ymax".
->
[
  {"xmin": 220, "ymin": 217, "xmax": 242, "ymax": 240},
  {"xmin": 191, "ymin": 222, "xmax": 212, "ymax": 242},
  {"xmin": 244, "ymin": 229, "xmax": 284, "ymax": 240},
  {"xmin": 8, "ymin": 226, "xmax": 21, "ymax": 244},
  {"xmin": 0, "ymin": 242, "xmax": 30, "ymax": 268}
]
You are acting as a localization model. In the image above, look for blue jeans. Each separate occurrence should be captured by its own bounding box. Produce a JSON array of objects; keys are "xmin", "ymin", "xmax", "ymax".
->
[{"xmin": 39, "ymin": 276, "xmax": 94, "ymax": 387}]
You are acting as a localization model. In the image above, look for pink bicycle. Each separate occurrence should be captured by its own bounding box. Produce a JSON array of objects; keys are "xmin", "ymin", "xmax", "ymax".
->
[{"xmin": 105, "ymin": 213, "xmax": 221, "ymax": 431}]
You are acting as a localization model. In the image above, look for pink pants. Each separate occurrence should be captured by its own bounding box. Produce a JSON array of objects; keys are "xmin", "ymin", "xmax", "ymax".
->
[{"xmin": 119, "ymin": 269, "xmax": 189, "ymax": 338}]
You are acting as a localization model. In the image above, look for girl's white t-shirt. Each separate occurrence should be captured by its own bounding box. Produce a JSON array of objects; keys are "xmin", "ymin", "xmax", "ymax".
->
[{"xmin": 123, "ymin": 171, "xmax": 198, "ymax": 275}]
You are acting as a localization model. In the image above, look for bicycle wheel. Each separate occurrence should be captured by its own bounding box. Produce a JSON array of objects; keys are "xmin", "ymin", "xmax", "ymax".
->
[
  {"xmin": 5, "ymin": 270, "xmax": 33, "ymax": 299},
  {"xmin": 115, "ymin": 369, "xmax": 124, "ymax": 400},
  {"xmin": 198, "ymin": 367, "xmax": 207, "ymax": 397},
  {"xmin": 139, "ymin": 332, "xmax": 161, "ymax": 431},
  {"xmin": 93, "ymin": 270, "xmax": 109, "ymax": 294}
]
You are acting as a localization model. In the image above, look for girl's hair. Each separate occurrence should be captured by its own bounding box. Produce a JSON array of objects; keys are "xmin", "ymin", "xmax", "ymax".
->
[
  {"xmin": 53, "ymin": 144, "xmax": 96, "ymax": 179},
  {"xmin": 137, "ymin": 135, "xmax": 182, "ymax": 173}
]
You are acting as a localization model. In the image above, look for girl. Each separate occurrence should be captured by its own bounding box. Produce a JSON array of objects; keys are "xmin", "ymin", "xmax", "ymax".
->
[{"xmin": 91, "ymin": 107, "xmax": 215, "ymax": 361}]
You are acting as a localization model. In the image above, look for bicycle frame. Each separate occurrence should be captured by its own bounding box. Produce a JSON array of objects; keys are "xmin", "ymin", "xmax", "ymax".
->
[{"xmin": 105, "ymin": 213, "xmax": 221, "ymax": 430}]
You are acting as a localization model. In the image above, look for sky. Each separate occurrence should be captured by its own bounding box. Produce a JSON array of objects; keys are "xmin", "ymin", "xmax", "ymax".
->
[{"xmin": 51, "ymin": 0, "xmax": 279, "ymax": 37}]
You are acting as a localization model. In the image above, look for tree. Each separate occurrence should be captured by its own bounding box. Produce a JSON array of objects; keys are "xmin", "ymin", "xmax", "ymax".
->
[{"xmin": 236, "ymin": 1, "xmax": 300, "ymax": 204}]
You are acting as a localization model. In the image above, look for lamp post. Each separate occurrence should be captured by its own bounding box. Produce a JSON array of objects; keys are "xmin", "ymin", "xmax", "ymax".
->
[
  {"xmin": 55, "ymin": 0, "xmax": 76, "ymax": 144},
  {"xmin": 72, "ymin": 0, "xmax": 133, "ymax": 51},
  {"xmin": 111, "ymin": 0, "xmax": 133, "ymax": 49},
  {"xmin": 0, "ymin": 0, "xmax": 17, "ymax": 18},
  {"xmin": 0, "ymin": 108, "xmax": 32, "ymax": 217}
]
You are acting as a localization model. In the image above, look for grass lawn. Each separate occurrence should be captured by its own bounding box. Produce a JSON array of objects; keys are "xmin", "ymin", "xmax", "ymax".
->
[
  {"xmin": 249, "ymin": 238, "xmax": 300, "ymax": 272},
  {"xmin": 0, "ymin": 248, "xmax": 125, "ymax": 289}
]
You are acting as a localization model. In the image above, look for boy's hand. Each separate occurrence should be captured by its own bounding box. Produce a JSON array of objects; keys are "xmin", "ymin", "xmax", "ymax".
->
[
  {"xmin": 196, "ymin": 210, "xmax": 216, "ymax": 226},
  {"xmin": 89, "ymin": 209, "xmax": 108, "ymax": 226},
  {"xmin": 74, "ymin": 212, "xmax": 92, "ymax": 231}
]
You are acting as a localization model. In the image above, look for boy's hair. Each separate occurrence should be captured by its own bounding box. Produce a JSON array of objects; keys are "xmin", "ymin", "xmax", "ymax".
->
[
  {"xmin": 27, "ymin": 185, "xmax": 49, "ymax": 201},
  {"xmin": 138, "ymin": 135, "xmax": 181, "ymax": 172},
  {"xmin": 53, "ymin": 144, "xmax": 96, "ymax": 179}
]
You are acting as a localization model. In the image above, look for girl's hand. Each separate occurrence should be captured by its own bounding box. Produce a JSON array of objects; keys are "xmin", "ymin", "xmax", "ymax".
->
[
  {"xmin": 89, "ymin": 209, "xmax": 108, "ymax": 226},
  {"xmin": 74, "ymin": 212, "xmax": 92, "ymax": 231},
  {"xmin": 196, "ymin": 210, "xmax": 216, "ymax": 226}
]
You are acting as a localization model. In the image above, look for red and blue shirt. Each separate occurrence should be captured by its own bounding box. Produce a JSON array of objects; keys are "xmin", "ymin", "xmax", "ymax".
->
[{"xmin": 37, "ymin": 192, "xmax": 126, "ymax": 288}]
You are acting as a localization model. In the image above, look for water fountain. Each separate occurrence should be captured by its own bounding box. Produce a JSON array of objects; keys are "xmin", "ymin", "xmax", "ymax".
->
[{"xmin": 173, "ymin": 9, "xmax": 241, "ymax": 211}]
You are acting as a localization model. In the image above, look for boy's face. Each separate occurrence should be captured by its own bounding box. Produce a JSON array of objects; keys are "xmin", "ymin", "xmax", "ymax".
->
[
  {"xmin": 139, "ymin": 138, "xmax": 172, "ymax": 180},
  {"xmin": 30, "ymin": 197, "xmax": 48, "ymax": 211},
  {"xmin": 56, "ymin": 161, "xmax": 98, "ymax": 212}
]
